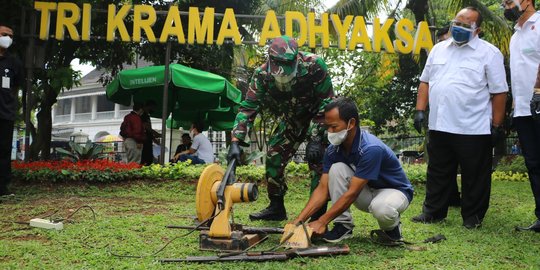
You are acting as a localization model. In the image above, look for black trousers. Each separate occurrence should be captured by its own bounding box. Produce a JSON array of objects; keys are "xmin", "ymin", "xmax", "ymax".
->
[
  {"xmin": 0, "ymin": 119, "xmax": 14, "ymax": 192},
  {"xmin": 140, "ymin": 140, "xmax": 154, "ymax": 166},
  {"xmin": 514, "ymin": 116, "xmax": 540, "ymax": 219},
  {"xmin": 423, "ymin": 131, "xmax": 492, "ymax": 223}
]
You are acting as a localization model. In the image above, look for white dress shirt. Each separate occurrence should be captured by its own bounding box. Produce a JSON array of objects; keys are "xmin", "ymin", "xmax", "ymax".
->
[
  {"xmin": 510, "ymin": 11, "xmax": 540, "ymax": 117},
  {"xmin": 420, "ymin": 36, "xmax": 508, "ymax": 135}
]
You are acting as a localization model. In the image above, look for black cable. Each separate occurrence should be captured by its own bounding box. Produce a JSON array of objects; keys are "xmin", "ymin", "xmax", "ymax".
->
[
  {"xmin": 53, "ymin": 205, "xmax": 97, "ymax": 223},
  {"xmin": 109, "ymin": 209, "xmax": 222, "ymax": 259}
]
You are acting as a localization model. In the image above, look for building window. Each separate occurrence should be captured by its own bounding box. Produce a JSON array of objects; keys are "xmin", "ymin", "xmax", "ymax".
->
[
  {"xmin": 97, "ymin": 95, "xmax": 115, "ymax": 112},
  {"xmin": 75, "ymin": 96, "xmax": 92, "ymax": 113},
  {"xmin": 56, "ymin": 99, "xmax": 72, "ymax": 115}
]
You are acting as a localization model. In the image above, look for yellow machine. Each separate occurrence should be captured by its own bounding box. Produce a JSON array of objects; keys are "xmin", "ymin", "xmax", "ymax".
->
[{"xmin": 195, "ymin": 161, "xmax": 261, "ymax": 251}]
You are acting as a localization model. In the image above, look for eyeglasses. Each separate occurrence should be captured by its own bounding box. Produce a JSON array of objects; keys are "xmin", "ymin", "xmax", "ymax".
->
[{"xmin": 451, "ymin": 20, "xmax": 477, "ymax": 30}]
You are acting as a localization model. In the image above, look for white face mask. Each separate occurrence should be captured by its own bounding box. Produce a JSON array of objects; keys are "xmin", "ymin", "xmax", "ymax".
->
[
  {"xmin": 0, "ymin": 36, "xmax": 12, "ymax": 49},
  {"xmin": 189, "ymin": 129, "xmax": 195, "ymax": 138},
  {"xmin": 327, "ymin": 120, "xmax": 352, "ymax": 146}
]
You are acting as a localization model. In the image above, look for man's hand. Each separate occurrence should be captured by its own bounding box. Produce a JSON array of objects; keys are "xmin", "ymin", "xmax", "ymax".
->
[
  {"xmin": 308, "ymin": 220, "xmax": 327, "ymax": 236},
  {"xmin": 491, "ymin": 125, "xmax": 505, "ymax": 147},
  {"xmin": 305, "ymin": 139, "xmax": 325, "ymax": 163},
  {"xmin": 227, "ymin": 141, "xmax": 242, "ymax": 165},
  {"xmin": 531, "ymin": 91, "xmax": 540, "ymax": 123},
  {"xmin": 413, "ymin": 110, "xmax": 425, "ymax": 134}
]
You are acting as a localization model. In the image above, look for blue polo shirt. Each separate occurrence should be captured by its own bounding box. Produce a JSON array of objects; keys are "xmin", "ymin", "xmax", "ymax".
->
[{"xmin": 322, "ymin": 128, "xmax": 414, "ymax": 202}]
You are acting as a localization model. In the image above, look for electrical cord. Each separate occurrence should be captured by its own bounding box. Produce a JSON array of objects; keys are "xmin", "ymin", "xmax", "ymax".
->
[
  {"xmin": 52, "ymin": 205, "xmax": 97, "ymax": 223},
  {"xmin": 109, "ymin": 209, "xmax": 222, "ymax": 259}
]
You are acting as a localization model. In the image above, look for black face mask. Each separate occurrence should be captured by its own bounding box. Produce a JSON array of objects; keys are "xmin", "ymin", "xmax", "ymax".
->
[{"xmin": 504, "ymin": 5, "xmax": 523, "ymax": 21}]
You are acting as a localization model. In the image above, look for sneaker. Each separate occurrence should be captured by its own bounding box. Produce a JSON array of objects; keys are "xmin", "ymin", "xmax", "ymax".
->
[
  {"xmin": 384, "ymin": 224, "xmax": 402, "ymax": 241},
  {"xmin": 322, "ymin": 223, "xmax": 353, "ymax": 243}
]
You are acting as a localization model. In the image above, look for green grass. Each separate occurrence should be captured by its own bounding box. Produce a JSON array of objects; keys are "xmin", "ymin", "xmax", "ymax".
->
[{"xmin": 0, "ymin": 178, "xmax": 539, "ymax": 269}]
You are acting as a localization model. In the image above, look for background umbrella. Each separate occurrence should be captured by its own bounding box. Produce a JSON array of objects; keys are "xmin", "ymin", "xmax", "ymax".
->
[
  {"xmin": 96, "ymin": 134, "xmax": 124, "ymax": 143},
  {"xmin": 106, "ymin": 63, "xmax": 242, "ymax": 119},
  {"xmin": 166, "ymin": 105, "xmax": 239, "ymax": 131}
]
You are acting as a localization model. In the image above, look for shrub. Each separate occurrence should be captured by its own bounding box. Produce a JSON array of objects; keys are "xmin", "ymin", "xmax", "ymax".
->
[
  {"xmin": 402, "ymin": 163, "xmax": 427, "ymax": 184},
  {"xmin": 495, "ymin": 155, "xmax": 528, "ymax": 174},
  {"xmin": 12, "ymin": 160, "xmax": 142, "ymax": 182},
  {"xmin": 492, "ymin": 171, "xmax": 529, "ymax": 182}
]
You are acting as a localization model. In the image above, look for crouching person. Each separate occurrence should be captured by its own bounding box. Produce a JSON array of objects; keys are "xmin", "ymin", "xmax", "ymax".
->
[{"xmin": 290, "ymin": 97, "xmax": 414, "ymax": 244}]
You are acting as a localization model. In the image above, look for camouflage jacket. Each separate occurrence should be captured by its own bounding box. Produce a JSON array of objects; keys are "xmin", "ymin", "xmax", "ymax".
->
[{"xmin": 232, "ymin": 52, "xmax": 334, "ymax": 143}]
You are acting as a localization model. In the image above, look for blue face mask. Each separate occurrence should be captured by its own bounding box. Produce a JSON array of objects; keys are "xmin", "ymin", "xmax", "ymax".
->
[{"xmin": 451, "ymin": 25, "xmax": 474, "ymax": 45}]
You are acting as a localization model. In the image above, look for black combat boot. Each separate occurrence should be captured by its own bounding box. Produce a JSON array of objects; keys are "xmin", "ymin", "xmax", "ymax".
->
[{"xmin": 249, "ymin": 195, "xmax": 287, "ymax": 221}]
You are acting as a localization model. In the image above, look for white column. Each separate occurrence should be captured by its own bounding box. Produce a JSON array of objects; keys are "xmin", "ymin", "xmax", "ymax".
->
[
  {"xmin": 91, "ymin": 95, "xmax": 98, "ymax": 120},
  {"xmin": 51, "ymin": 104, "xmax": 56, "ymax": 123},
  {"xmin": 70, "ymin": 98, "xmax": 76, "ymax": 122},
  {"xmin": 114, "ymin": 103, "xmax": 120, "ymax": 119}
]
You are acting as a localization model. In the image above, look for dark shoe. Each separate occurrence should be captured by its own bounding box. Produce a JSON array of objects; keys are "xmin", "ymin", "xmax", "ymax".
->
[
  {"xmin": 384, "ymin": 224, "xmax": 403, "ymax": 241},
  {"xmin": 322, "ymin": 223, "xmax": 353, "ymax": 243},
  {"xmin": 515, "ymin": 219, "xmax": 540, "ymax": 232},
  {"xmin": 0, "ymin": 186, "xmax": 13, "ymax": 196},
  {"xmin": 463, "ymin": 216, "xmax": 482, "ymax": 229},
  {"xmin": 249, "ymin": 195, "xmax": 287, "ymax": 221},
  {"xmin": 411, "ymin": 213, "xmax": 444, "ymax": 223}
]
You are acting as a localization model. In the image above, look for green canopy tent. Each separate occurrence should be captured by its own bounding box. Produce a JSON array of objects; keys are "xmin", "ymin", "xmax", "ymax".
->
[{"xmin": 106, "ymin": 63, "xmax": 242, "ymax": 162}]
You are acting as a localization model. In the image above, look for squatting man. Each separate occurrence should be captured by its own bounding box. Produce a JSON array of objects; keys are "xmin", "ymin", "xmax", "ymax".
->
[{"xmin": 288, "ymin": 97, "xmax": 414, "ymax": 243}]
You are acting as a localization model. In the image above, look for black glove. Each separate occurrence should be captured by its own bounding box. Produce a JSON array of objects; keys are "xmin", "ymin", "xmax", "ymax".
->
[
  {"xmin": 305, "ymin": 139, "xmax": 325, "ymax": 163},
  {"xmin": 491, "ymin": 125, "xmax": 505, "ymax": 147},
  {"xmin": 227, "ymin": 141, "xmax": 243, "ymax": 165},
  {"xmin": 531, "ymin": 92, "xmax": 540, "ymax": 122},
  {"xmin": 413, "ymin": 110, "xmax": 425, "ymax": 134}
]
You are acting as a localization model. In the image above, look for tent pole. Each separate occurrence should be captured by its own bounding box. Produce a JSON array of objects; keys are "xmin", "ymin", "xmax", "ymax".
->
[
  {"xmin": 159, "ymin": 40, "xmax": 172, "ymax": 165},
  {"xmin": 169, "ymin": 91, "xmax": 175, "ymax": 162}
]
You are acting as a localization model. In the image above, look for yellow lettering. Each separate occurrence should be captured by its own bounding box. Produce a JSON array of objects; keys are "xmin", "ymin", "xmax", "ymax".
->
[
  {"xmin": 56, "ymin": 3, "xmax": 81, "ymax": 41},
  {"xmin": 393, "ymin": 18, "xmax": 414, "ymax": 54},
  {"xmin": 413, "ymin": 21, "xmax": 433, "ymax": 54},
  {"xmin": 372, "ymin": 18, "xmax": 395, "ymax": 53},
  {"xmin": 159, "ymin": 6, "xmax": 185, "ymax": 43},
  {"xmin": 308, "ymin": 12, "xmax": 329, "ymax": 48},
  {"xmin": 106, "ymin": 4, "xmax": 131, "ymax": 42},
  {"xmin": 34, "ymin": 1, "xmax": 57, "ymax": 40},
  {"xmin": 81, "ymin": 3, "xmax": 91, "ymax": 41},
  {"xmin": 216, "ymin": 8, "xmax": 241, "ymax": 45},
  {"xmin": 259, "ymin": 10, "xmax": 281, "ymax": 46},
  {"xmin": 188, "ymin": 7, "xmax": 215, "ymax": 45},
  {"xmin": 331, "ymin": 14, "xmax": 353, "ymax": 50},
  {"xmin": 133, "ymin": 5, "xmax": 157, "ymax": 42},
  {"xmin": 285, "ymin": 11, "xmax": 307, "ymax": 46},
  {"xmin": 348, "ymin": 16, "xmax": 371, "ymax": 51}
]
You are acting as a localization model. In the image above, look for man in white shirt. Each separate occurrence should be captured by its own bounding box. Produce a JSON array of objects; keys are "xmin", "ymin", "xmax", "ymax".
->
[
  {"xmin": 176, "ymin": 122, "xmax": 214, "ymax": 164},
  {"xmin": 411, "ymin": 7, "xmax": 508, "ymax": 229},
  {"xmin": 502, "ymin": 0, "xmax": 540, "ymax": 232}
]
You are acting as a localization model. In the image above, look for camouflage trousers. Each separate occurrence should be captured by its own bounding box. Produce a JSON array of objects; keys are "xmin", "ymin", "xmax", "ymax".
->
[{"xmin": 266, "ymin": 120, "xmax": 325, "ymax": 197}]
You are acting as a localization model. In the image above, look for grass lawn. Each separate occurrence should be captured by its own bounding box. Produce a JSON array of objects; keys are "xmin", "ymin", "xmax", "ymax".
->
[{"xmin": 0, "ymin": 177, "xmax": 539, "ymax": 269}]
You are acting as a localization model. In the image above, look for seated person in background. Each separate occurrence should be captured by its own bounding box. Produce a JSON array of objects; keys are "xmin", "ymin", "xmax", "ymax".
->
[
  {"xmin": 176, "ymin": 122, "xmax": 214, "ymax": 164},
  {"xmin": 171, "ymin": 133, "xmax": 192, "ymax": 162}
]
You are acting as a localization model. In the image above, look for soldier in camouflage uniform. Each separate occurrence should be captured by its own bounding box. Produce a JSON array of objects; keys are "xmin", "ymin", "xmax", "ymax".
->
[{"xmin": 227, "ymin": 36, "xmax": 334, "ymax": 221}]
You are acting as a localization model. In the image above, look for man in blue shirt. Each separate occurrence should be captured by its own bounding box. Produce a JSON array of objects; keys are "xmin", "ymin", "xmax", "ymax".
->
[{"xmin": 290, "ymin": 97, "xmax": 414, "ymax": 243}]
